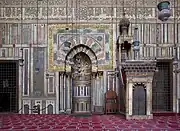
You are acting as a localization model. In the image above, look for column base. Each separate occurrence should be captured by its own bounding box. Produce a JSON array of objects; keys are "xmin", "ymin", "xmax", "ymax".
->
[
  {"xmin": 126, "ymin": 114, "xmax": 153, "ymax": 120},
  {"xmin": 66, "ymin": 109, "xmax": 72, "ymax": 114},
  {"xmin": 59, "ymin": 110, "xmax": 65, "ymax": 114}
]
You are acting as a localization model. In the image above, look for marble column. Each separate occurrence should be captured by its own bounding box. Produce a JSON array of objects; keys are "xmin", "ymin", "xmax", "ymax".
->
[
  {"xmin": 70, "ymin": 77, "xmax": 73, "ymax": 111},
  {"xmin": 59, "ymin": 73, "xmax": 64, "ymax": 112},
  {"xmin": 146, "ymin": 82, "xmax": 152, "ymax": 116},
  {"xmin": 91, "ymin": 74, "xmax": 95, "ymax": 112},
  {"xmin": 126, "ymin": 81, "xmax": 129, "ymax": 116},
  {"xmin": 97, "ymin": 74, "xmax": 103, "ymax": 107},
  {"xmin": 94, "ymin": 74, "xmax": 97, "ymax": 106},
  {"xmin": 128, "ymin": 82, "xmax": 133, "ymax": 115},
  {"xmin": 116, "ymin": 74, "xmax": 119, "ymax": 97},
  {"xmin": 103, "ymin": 71, "xmax": 107, "ymax": 93},
  {"xmin": 100, "ymin": 75, "xmax": 104, "ymax": 106},
  {"xmin": 66, "ymin": 75, "xmax": 71, "ymax": 113},
  {"xmin": 55, "ymin": 72, "xmax": 59, "ymax": 114},
  {"xmin": 63, "ymin": 74, "xmax": 66, "ymax": 111},
  {"xmin": 96, "ymin": 76, "xmax": 100, "ymax": 106},
  {"xmin": 125, "ymin": 81, "xmax": 130, "ymax": 116},
  {"xmin": 90, "ymin": 74, "xmax": 94, "ymax": 112}
]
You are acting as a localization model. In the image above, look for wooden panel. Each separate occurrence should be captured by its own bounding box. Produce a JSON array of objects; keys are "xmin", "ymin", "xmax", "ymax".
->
[
  {"xmin": 105, "ymin": 89, "xmax": 118, "ymax": 114},
  {"xmin": 133, "ymin": 85, "xmax": 146, "ymax": 115}
]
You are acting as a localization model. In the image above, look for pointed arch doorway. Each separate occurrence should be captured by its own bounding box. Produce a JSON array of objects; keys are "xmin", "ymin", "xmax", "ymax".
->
[
  {"xmin": 71, "ymin": 52, "xmax": 92, "ymax": 113},
  {"xmin": 132, "ymin": 84, "xmax": 146, "ymax": 115}
]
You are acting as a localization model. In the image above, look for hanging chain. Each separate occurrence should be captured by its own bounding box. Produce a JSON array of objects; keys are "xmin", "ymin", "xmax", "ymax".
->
[{"xmin": 156, "ymin": 0, "xmax": 159, "ymax": 58}]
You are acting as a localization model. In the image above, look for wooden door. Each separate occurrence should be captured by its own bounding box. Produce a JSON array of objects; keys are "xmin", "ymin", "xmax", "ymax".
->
[{"xmin": 133, "ymin": 85, "xmax": 146, "ymax": 115}]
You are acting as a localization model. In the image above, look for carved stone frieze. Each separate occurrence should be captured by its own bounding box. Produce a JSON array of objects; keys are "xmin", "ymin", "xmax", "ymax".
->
[
  {"xmin": 1, "ymin": 0, "xmax": 178, "ymax": 8},
  {"xmin": 3, "ymin": 0, "xmax": 176, "ymax": 6},
  {"xmin": 126, "ymin": 72, "xmax": 154, "ymax": 77},
  {"xmin": 1, "ymin": 0, "xmax": 179, "ymax": 22},
  {"xmin": 122, "ymin": 60, "xmax": 157, "ymax": 73},
  {"xmin": 0, "ymin": 6, "xmax": 179, "ymax": 22},
  {"xmin": 127, "ymin": 77, "xmax": 151, "ymax": 84}
]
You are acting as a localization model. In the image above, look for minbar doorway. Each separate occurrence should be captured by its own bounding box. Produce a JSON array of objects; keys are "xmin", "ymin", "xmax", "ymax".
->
[{"xmin": 0, "ymin": 60, "xmax": 19, "ymax": 113}]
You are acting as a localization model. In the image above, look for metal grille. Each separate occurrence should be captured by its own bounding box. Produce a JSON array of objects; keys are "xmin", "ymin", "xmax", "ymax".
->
[
  {"xmin": 152, "ymin": 62, "xmax": 172, "ymax": 112},
  {"xmin": 0, "ymin": 60, "xmax": 18, "ymax": 112}
]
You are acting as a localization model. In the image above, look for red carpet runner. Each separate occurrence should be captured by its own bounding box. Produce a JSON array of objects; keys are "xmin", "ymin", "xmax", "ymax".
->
[{"xmin": 0, "ymin": 114, "xmax": 179, "ymax": 130}]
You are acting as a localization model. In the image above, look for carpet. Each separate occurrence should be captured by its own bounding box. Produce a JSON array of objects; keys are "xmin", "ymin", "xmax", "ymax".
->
[{"xmin": 0, "ymin": 114, "xmax": 179, "ymax": 130}]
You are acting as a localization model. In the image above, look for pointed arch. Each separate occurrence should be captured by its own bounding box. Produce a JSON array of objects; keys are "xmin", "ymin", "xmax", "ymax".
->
[{"xmin": 65, "ymin": 44, "xmax": 98, "ymax": 72}]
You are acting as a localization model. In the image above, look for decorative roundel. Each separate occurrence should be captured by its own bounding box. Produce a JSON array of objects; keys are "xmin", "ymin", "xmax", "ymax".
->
[
  {"xmin": 97, "ymin": 36, "xmax": 103, "ymax": 41},
  {"xmin": 60, "ymin": 36, "xmax": 66, "ymax": 42}
]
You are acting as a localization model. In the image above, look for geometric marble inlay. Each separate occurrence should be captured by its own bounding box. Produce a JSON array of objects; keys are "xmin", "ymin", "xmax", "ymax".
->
[{"xmin": 48, "ymin": 24, "xmax": 113, "ymax": 71}]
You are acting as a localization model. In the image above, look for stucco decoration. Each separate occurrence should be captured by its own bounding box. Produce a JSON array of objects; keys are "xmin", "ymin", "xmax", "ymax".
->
[
  {"xmin": 48, "ymin": 24, "xmax": 113, "ymax": 71},
  {"xmin": 0, "ymin": 0, "xmax": 179, "ymax": 22}
]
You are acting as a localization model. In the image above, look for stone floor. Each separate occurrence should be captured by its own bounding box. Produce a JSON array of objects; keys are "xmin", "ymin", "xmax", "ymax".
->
[{"xmin": 0, "ymin": 114, "xmax": 180, "ymax": 130}]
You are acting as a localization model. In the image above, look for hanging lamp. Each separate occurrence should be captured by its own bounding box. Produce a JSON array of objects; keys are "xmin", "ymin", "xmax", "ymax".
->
[
  {"xmin": 157, "ymin": 1, "xmax": 171, "ymax": 21},
  {"xmin": 133, "ymin": 27, "xmax": 140, "ymax": 51},
  {"xmin": 133, "ymin": 0, "xmax": 140, "ymax": 52},
  {"xmin": 35, "ymin": 0, "xmax": 41, "ymax": 73},
  {"xmin": 19, "ymin": 0, "xmax": 24, "ymax": 67}
]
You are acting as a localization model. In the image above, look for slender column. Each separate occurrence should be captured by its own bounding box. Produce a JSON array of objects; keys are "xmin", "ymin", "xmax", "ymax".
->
[
  {"xmin": 63, "ymin": 74, "xmax": 66, "ymax": 111},
  {"xmin": 126, "ymin": 81, "xmax": 129, "ymax": 115},
  {"xmin": 98, "ymin": 75, "xmax": 102, "ymax": 106},
  {"xmin": 96, "ymin": 75, "xmax": 99, "ymax": 106},
  {"xmin": 76, "ymin": 87, "xmax": 78, "ymax": 96},
  {"xmin": 86, "ymin": 86, "xmax": 87, "ymax": 96},
  {"xmin": 114, "ymin": 75, "xmax": 116, "ymax": 93},
  {"xmin": 82, "ymin": 86, "xmax": 84, "ymax": 96},
  {"xmin": 101, "ymin": 74, "xmax": 104, "ymax": 107},
  {"xmin": 97, "ymin": 74, "xmax": 103, "ymax": 106},
  {"xmin": 91, "ymin": 74, "xmax": 95, "ymax": 112},
  {"xmin": 30, "ymin": 48, "xmax": 33, "ymax": 94},
  {"xmin": 104, "ymin": 71, "xmax": 107, "ymax": 93},
  {"xmin": 79, "ymin": 103, "xmax": 81, "ymax": 111},
  {"xmin": 93, "ymin": 74, "xmax": 96, "ymax": 106},
  {"xmin": 67, "ymin": 74, "xmax": 70, "ymax": 110},
  {"xmin": 146, "ymin": 82, "xmax": 152, "ymax": 115},
  {"xmin": 84, "ymin": 103, "xmax": 86, "ymax": 111},
  {"xmin": 60, "ymin": 73, "xmax": 63, "ymax": 111},
  {"xmin": 55, "ymin": 72, "xmax": 59, "ymax": 114},
  {"xmin": 107, "ymin": 72, "xmax": 109, "ymax": 91},
  {"xmin": 116, "ymin": 73, "xmax": 119, "ymax": 96},
  {"xmin": 59, "ymin": 74, "xmax": 61, "ymax": 110},
  {"xmin": 70, "ymin": 76, "xmax": 72, "ymax": 110},
  {"xmin": 129, "ymin": 82, "xmax": 133, "ymax": 115},
  {"xmin": 95, "ymin": 75, "xmax": 98, "ymax": 106}
]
